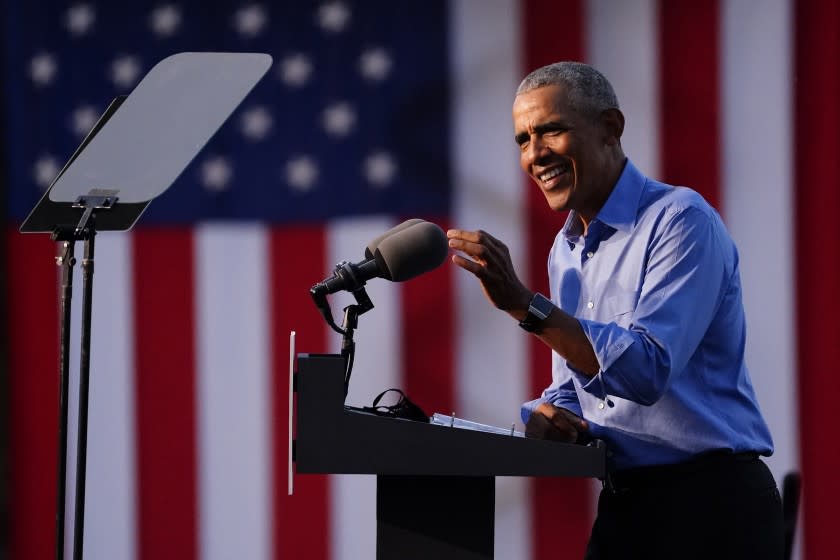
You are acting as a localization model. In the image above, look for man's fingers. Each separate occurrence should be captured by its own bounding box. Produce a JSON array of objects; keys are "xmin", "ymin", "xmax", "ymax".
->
[
  {"xmin": 451, "ymin": 253, "xmax": 484, "ymax": 276},
  {"xmin": 557, "ymin": 409, "xmax": 589, "ymax": 432},
  {"xmin": 447, "ymin": 229, "xmax": 503, "ymax": 250},
  {"xmin": 526, "ymin": 413, "xmax": 573, "ymax": 441},
  {"xmin": 447, "ymin": 228, "xmax": 486, "ymax": 243},
  {"xmin": 526, "ymin": 409, "xmax": 578, "ymax": 442},
  {"xmin": 447, "ymin": 237, "xmax": 488, "ymax": 259},
  {"xmin": 526, "ymin": 404, "xmax": 590, "ymax": 444},
  {"xmin": 524, "ymin": 414, "xmax": 546, "ymax": 438}
]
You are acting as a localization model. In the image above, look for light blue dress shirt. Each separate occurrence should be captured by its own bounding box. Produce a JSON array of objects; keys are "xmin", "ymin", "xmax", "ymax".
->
[{"xmin": 521, "ymin": 160, "xmax": 774, "ymax": 471}]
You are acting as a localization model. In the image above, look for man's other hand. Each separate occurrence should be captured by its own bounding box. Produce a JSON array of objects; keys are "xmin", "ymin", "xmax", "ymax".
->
[
  {"xmin": 446, "ymin": 229, "xmax": 532, "ymax": 315},
  {"xmin": 525, "ymin": 403, "xmax": 589, "ymax": 443}
]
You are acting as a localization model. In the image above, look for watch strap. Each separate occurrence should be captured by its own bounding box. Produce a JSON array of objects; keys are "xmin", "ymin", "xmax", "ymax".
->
[{"xmin": 518, "ymin": 292, "xmax": 554, "ymax": 333}]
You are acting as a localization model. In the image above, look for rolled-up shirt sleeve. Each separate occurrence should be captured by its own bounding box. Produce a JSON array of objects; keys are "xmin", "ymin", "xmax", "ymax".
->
[{"xmin": 573, "ymin": 205, "xmax": 731, "ymax": 405}]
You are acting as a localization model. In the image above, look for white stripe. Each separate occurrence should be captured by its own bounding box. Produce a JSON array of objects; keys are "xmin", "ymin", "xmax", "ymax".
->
[
  {"xmin": 327, "ymin": 216, "xmax": 403, "ymax": 560},
  {"xmin": 721, "ymin": 7, "xmax": 801, "ymax": 557},
  {"xmin": 196, "ymin": 225, "xmax": 272, "ymax": 560},
  {"xmin": 587, "ymin": 0, "xmax": 661, "ymax": 178},
  {"xmin": 721, "ymin": 0, "xmax": 797, "ymax": 483},
  {"xmin": 64, "ymin": 233, "xmax": 137, "ymax": 559},
  {"xmin": 450, "ymin": 2, "xmax": 530, "ymax": 559},
  {"xmin": 84, "ymin": 233, "xmax": 137, "ymax": 560}
]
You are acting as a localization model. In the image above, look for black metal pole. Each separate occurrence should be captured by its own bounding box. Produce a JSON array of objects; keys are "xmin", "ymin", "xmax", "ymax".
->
[
  {"xmin": 72, "ymin": 223, "xmax": 95, "ymax": 560},
  {"xmin": 54, "ymin": 239, "xmax": 76, "ymax": 560}
]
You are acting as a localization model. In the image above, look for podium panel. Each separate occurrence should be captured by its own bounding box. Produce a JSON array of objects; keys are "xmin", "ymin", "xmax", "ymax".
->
[
  {"xmin": 377, "ymin": 475, "xmax": 494, "ymax": 560},
  {"xmin": 293, "ymin": 353, "xmax": 606, "ymax": 559}
]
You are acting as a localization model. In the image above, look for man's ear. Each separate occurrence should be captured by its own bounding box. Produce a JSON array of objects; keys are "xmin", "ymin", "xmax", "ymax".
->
[{"xmin": 600, "ymin": 108, "xmax": 625, "ymax": 146}]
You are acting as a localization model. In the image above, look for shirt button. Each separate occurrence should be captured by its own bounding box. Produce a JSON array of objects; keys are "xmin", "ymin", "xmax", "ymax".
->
[
  {"xmin": 587, "ymin": 301, "xmax": 594, "ymax": 309},
  {"xmin": 598, "ymin": 402, "xmax": 605, "ymax": 410},
  {"xmin": 586, "ymin": 251, "xmax": 594, "ymax": 259}
]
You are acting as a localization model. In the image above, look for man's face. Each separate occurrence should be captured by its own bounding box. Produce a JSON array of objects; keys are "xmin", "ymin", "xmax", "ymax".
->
[{"xmin": 512, "ymin": 85, "xmax": 613, "ymax": 217}]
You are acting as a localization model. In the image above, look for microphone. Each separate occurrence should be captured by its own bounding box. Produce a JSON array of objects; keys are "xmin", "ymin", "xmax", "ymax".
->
[
  {"xmin": 311, "ymin": 220, "xmax": 448, "ymax": 296},
  {"xmin": 364, "ymin": 218, "xmax": 425, "ymax": 260}
]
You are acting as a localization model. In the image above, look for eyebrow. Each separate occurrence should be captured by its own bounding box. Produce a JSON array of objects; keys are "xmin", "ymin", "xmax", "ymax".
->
[{"xmin": 514, "ymin": 120, "xmax": 570, "ymax": 145}]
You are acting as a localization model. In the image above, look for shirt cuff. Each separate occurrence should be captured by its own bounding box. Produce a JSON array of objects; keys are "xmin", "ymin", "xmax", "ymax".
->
[
  {"xmin": 520, "ymin": 396, "xmax": 583, "ymax": 424},
  {"xmin": 575, "ymin": 318, "xmax": 635, "ymax": 396}
]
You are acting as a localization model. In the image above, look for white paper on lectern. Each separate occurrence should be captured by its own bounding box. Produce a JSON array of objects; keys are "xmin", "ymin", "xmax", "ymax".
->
[
  {"xmin": 430, "ymin": 413, "xmax": 525, "ymax": 438},
  {"xmin": 49, "ymin": 52, "xmax": 272, "ymax": 204}
]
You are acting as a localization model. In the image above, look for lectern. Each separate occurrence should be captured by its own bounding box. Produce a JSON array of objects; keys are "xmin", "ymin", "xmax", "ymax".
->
[{"xmin": 293, "ymin": 353, "xmax": 606, "ymax": 560}]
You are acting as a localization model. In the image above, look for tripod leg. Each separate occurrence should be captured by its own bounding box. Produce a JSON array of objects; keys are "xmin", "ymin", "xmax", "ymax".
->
[
  {"xmin": 54, "ymin": 240, "xmax": 76, "ymax": 560},
  {"xmin": 72, "ymin": 228, "xmax": 96, "ymax": 560}
]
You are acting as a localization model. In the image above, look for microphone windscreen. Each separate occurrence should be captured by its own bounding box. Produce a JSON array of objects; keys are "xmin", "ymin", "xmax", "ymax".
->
[
  {"xmin": 364, "ymin": 218, "xmax": 425, "ymax": 260},
  {"xmin": 374, "ymin": 221, "xmax": 448, "ymax": 282}
]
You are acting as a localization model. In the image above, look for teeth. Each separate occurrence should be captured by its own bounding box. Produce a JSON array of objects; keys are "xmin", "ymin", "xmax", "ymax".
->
[{"xmin": 540, "ymin": 168, "xmax": 564, "ymax": 182}]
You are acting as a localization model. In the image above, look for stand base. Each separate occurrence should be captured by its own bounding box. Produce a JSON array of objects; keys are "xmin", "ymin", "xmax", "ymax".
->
[{"xmin": 377, "ymin": 475, "xmax": 494, "ymax": 560}]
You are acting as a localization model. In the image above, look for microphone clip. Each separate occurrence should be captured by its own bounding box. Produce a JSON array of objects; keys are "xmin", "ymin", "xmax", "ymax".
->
[
  {"xmin": 310, "ymin": 259, "xmax": 375, "ymax": 336},
  {"xmin": 309, "ymin": 266, "xmax": 375, "ymax": 399}
]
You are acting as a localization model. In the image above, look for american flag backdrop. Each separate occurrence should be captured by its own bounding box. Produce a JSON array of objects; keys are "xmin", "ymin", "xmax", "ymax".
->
[{"xmin": 3, "ymin": 0, "xmax": 838, "ymax": 559}]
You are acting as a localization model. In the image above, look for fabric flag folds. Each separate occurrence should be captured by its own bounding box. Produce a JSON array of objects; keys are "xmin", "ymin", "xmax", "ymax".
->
[{"xmin": 3, "ymin": 1, "xmax": 832, "ymax": 559}]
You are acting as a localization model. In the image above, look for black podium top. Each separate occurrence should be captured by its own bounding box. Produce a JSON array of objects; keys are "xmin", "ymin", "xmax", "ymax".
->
[{"xmin": 294, "ymin": 353, "xmax": 606, "ymax": 479}]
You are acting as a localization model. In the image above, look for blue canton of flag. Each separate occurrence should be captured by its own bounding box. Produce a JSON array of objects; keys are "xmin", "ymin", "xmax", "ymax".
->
[{"xmin": 4, "ymin": 0, "xmax": 451, "ymax": 225}]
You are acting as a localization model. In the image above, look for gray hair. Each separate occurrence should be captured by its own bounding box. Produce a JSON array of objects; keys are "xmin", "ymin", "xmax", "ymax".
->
[{"xmin": 516, "ymin": 61, "xmax": 619, "ymax": 118}]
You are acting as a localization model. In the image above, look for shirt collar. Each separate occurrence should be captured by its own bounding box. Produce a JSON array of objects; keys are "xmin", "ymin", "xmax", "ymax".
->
[{"xmin": 562, "ymin": 159, "xmax": 646, "ymax": 242}]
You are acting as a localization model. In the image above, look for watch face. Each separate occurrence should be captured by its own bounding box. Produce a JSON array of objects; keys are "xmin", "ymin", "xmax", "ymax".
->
[
  {"xmin": 520, "ymin": 293, "xmax": 553, "ymax": 333},
  {"xmin": 530, "ymin": 293, "xmax": 553, "ymax": 320}
]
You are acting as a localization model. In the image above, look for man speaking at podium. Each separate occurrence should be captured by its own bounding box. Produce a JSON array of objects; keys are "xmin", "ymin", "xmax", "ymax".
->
[{"xmin": 447, "ymin": 62, "xmax": 784, "ymax": 559}]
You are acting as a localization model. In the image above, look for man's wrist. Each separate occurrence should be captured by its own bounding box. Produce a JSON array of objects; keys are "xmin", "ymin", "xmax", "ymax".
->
[
  {"xmin": 518, "ymin": 292, "xmax": 554, "ymax": 333},
  {"xmin": 509, "ymin": 290, "xmax": 535, "ymax": 321}
]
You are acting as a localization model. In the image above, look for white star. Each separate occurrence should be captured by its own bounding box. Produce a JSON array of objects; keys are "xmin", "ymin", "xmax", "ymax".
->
[
  {"xmin": 317, "ymin": 1, "xmax": 351, "ymax": 33},
  {"xmin": 149, "ymin": 4, "xmax": 181, "ymax": 37},
  {"xmin": 240, "ymin": 106, "xmax": 273, "ymax": 141},
  {"xmin": 71, "ymin": 105, "xmax": 99, "ymax": 137},
  {"xmin": 235, "ymin": 4, "xmax": 268, "ymax": 38},
  {"xmin": 285, "ymin": 156, "xmax": 319, "ymax": 192},
  {"xmin": 66, "ymin": 4, "xmax": 96, "ymax": 36},
  {"xmin": 364, "ymin": 151, "xmax": 398, "ymax": 187},
  {"xmin": 33, "ymin": 155, "xmax": 61, "ymax": 190},
  {"xmin": 110, "ymin": 55, "xmax": 142, "ymax": 89},
  {"xmin": 201, "ymin": 156, "xmax": 233, "ymax": 192},
  {"xmin": 30, "ymin": 53, "xmax": 57, "ymax": 86},
  {"xmin": 279, "ymin": 53, "xmax": 313, "ymax": 87},
  {"xmin": 322, "ymin": 102, "xmax": 356, "ymax": 137},
  {"xmin": 359, "ymin": 48, "xmax": 392, "ymax": 82}
]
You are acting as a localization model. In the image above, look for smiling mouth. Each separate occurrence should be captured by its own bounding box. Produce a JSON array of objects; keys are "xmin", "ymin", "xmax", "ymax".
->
[{"xmin": 537, "ymin": 165, "xmax": 570, "ymax": 189}]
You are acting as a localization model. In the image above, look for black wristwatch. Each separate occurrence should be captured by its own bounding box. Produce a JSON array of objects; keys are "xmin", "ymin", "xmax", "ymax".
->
[{"xmin": 518, "ymin": 292, "xmax": 554, "ymax": 333}]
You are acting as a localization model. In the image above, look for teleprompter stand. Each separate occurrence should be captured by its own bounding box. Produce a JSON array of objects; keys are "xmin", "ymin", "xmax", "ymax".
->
[
  {"xmin": 293, "ymin": 353, "xmax": 607, "ymax": 559},
  {"xmin": 20, "ymin": 52, "xmax": 272, "ymax": 560}
]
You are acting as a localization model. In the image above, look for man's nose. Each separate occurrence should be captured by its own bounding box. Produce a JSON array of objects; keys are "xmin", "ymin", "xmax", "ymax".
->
[{"xmin": 523, "ymin": 137, "xmax": 550, "ymax": 166}]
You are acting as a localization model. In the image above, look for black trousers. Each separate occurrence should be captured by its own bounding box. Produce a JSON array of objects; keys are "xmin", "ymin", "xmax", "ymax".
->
[{"xmin": 585, "ymin": 453, "xmax": 784, "ymax": 560}]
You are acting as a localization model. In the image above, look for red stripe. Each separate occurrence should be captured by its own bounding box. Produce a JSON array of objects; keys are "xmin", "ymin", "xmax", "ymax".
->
[
  {"xmin": 659, "ymin": 1, "xmax": 722, "ymax": 210},
  {"xmin": 269, "ymin": 226, "xmax": 330, "ymax": 560},
  {"xmin": 522, "ymin": 1, "xmax": 593, "ymax": 558},
  {"xmin": 795, "ymin": 0, "xmax": 840, "ymax": 555},
  {"xmin": 6, "ymin": 230, "xmax": 59, "ymax": 560},
  {"xmin": 402, "ymin": 217, "xmax": 455, "ymax": 415},
  {"xmin": 132, "ymin": 229, "xmax": 198, "ymax": 560}
]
